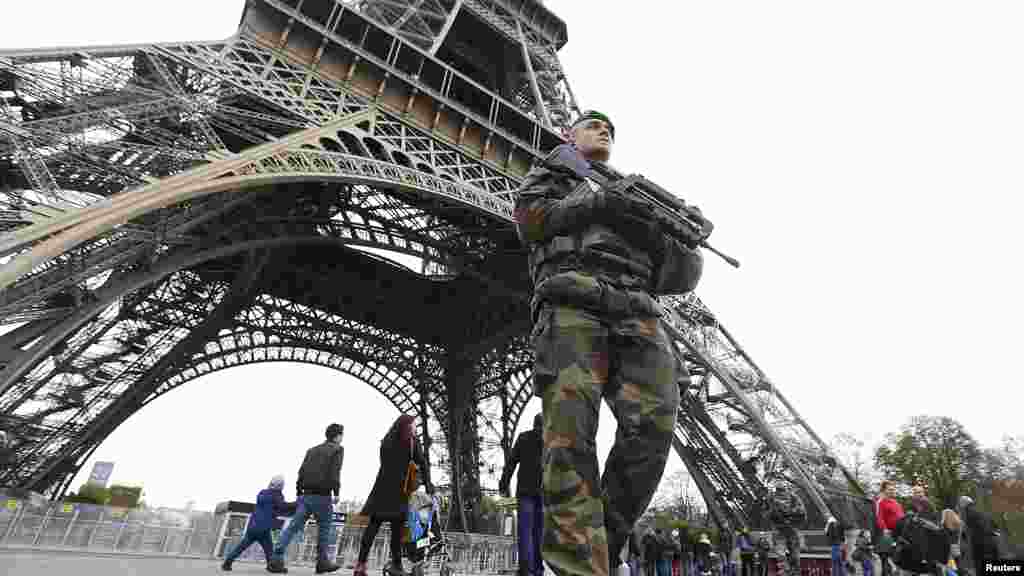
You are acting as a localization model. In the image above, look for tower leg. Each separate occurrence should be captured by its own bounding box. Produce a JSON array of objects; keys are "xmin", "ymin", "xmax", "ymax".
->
[{"xmin": 444, "ymin": 350, "xmax": 481, "ymax": 532}]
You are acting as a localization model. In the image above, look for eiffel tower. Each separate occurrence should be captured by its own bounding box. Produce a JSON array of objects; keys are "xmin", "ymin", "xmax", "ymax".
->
[{"xmin": 0, "ymin": 0, "xmax": 870, "ymax": 532}]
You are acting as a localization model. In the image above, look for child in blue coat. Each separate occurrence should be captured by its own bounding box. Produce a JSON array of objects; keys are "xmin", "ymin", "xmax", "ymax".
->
[{"xmin": 222, "ymin": 475, "xmax": 293, "ymax": 572}]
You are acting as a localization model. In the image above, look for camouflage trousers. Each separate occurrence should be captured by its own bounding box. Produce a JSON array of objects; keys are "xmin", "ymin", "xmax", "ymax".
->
[{"xmin": 531, "ymin": 304, "xmax": 682, "ymax": 576}]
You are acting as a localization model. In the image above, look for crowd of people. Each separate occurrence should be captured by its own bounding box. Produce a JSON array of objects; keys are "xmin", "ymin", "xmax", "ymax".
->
[
  {"xmin": 863, "ymin": 480, "xmax": 1005, "ymax": 576},
  {"xmin": 604, "ymin": 478, "xmax": 1010, "ymax": 576}
]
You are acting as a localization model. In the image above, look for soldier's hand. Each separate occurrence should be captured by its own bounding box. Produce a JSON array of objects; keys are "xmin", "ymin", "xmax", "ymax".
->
[
  {"xmin": 590, "ymin": 186, "xmax": 650, "ymax": 219},
  {"xmin": 612, "ymin": 191, "xmax": 656, "ymax": 218}
]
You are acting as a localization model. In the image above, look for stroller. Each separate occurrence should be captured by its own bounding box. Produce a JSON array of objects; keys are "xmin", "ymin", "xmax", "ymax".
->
[{"xmin": 385, "ymin": 491, "xmax": 452, "ymax": 576}]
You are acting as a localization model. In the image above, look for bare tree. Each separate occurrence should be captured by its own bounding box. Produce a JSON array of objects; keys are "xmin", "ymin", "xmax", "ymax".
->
[
  {"xmin": 651, "ymin": 469, "xmax": 704, "ymax": 521},
  {"xmin": 830, "ymin": 432, "xmax": 883, "ymax": 493}
]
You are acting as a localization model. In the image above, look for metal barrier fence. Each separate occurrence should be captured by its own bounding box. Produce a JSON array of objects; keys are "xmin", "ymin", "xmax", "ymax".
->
[
  {"xmin": 0, "ymin": 493, "xmax": 520, "ymax": 572},
  {"xmin": 0, "ymin": 493, "xmax": 219, "ymax": 557}
]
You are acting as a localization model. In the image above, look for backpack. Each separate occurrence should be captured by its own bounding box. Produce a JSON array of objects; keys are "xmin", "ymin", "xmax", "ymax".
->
[{"xmin": 892, "ymin": 514, "xmax": 949, "ymax": 571}]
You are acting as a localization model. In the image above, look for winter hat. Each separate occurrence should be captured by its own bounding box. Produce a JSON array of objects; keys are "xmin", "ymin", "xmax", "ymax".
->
[{"xmin": 269, "ymin": 475, "xmax": 285, "ymax": 490}]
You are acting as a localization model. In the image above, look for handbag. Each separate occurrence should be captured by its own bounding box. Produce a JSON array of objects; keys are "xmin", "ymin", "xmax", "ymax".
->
[{"xmin": 401, "ymin": 441, "xmax": 418, "ymax": 499}]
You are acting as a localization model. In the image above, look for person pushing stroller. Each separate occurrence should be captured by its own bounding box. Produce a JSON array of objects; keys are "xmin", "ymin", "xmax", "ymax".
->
[{"xmin": 354, "ymin": 415, "xmax": 433, "ymax": 576}]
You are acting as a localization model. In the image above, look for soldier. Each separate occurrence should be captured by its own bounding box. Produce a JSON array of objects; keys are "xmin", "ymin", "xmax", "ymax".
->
[
  {"xmin": 513, "ymin": 110, "xmax": 704, "ymax": 576},
  {"xmin": 765, "ymin": 480, "xmax": 806, "ymax": 576}
]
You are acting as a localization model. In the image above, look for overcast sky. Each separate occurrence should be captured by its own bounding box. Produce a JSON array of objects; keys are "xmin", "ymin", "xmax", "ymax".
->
[{"xmin": 2, "ymin": 1, "xmax": 1022, "ymax": 511}]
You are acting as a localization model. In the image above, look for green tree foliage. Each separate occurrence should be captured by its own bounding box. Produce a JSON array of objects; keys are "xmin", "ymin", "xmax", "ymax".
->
[
  {"xmin": 874, "ymin": 416, "xmax": 983, "ymax": 508},
  {"xmin": 64, "ymin": 483, "xmax": 111, "ymax": 505}
]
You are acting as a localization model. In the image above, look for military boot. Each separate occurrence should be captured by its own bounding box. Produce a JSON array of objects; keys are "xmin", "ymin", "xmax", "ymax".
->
[{"xmin": 267, "ymin": 558, "xmax": 289, "ymax": 573}]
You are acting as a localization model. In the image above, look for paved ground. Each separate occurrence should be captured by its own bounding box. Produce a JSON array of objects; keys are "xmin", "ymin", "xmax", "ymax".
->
[{"xmin": 0, "ymin": 548, "xmax": 355, "ymax": 575}]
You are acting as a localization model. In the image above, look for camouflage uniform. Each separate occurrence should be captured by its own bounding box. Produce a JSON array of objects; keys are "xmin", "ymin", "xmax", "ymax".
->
[
  {"xmin": 513, "ymin": 142, "xmax": 704, "ymax": 576},
  {"xmin": 767, "ymin": 484, "xmax": 806, "ymax": 576}
]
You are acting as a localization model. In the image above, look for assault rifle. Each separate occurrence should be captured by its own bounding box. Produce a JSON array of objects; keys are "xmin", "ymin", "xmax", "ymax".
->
[{"xmin": 544, "ymin": 144, "xmax": 740, "ymax": 268}]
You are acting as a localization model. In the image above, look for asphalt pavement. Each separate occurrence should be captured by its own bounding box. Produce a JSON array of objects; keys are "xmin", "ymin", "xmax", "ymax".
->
[{"xmin": 0, "ymin": 548, "xmax": 348, "ymax": 575}]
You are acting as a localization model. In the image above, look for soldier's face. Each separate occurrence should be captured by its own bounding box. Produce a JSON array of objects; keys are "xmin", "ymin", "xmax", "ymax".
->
[{"xmin": 571, "ymin": 119, "xmax": 613, "ymax": 162}]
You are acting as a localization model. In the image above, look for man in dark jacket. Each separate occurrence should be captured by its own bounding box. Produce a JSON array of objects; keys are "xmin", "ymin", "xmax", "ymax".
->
[
  {"xmin": 959, "ymin": 496, "xmax": 1002, "ymax": 572},
  {"xmin": 737, "ymin": 528, "xmax": 755, "ymax": 576},
  {"xmin": 825, "ymin": 516, "xmax": 846, "ymax": 576},
  {"xmin": 500, "ymin": 413, "xmax": 545, "ymax": 576},
  {"xmin": 644, "ymin": 529, "xmax": 660, "ymax": 576},
  {"xmin": 222, "ymin": 475, "xmax": 293, "ymax": 572},
  {"xmin": 269, "ymin": 423, "xmax": 345, "ymax": 574}
]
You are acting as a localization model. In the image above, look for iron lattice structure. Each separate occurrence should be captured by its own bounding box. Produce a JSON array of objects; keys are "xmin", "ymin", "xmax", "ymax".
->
[{"xmin": 0, "ymin": 0, "xmax": 868, "ymax": 532}]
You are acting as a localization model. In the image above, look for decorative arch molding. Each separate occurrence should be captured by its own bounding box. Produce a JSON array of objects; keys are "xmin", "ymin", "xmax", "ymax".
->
[
  {"xmin": 145, "ymin": 346, "xmax": 430, "ymax": 417},
  {"xmin": 139, "ymin": 345, "xmax": 454, "ymax": 466}
]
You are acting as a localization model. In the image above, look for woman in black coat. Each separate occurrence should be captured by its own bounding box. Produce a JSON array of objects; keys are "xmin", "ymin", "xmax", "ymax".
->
[{"xmin": 354, "ymin": 414, "xmax": 432, "ymax": 576}]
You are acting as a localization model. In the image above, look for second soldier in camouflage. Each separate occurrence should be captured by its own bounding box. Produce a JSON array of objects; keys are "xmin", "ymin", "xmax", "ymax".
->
[{"xmin": 513, "ymin": 111, "xmax": 704, "ymax": 576}]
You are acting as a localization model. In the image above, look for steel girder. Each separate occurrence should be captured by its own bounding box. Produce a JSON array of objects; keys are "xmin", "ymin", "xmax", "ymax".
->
[
  {"xmin": 0, "ymin": 1, "xmax": 866, "ymax": 531},
  {"xmin": 337, "ymin": 0, "xmax": 573, "ymax": 130},
  {"xmin": 661, "ymin": 295, "xmax": 870, "ymax": 528}
]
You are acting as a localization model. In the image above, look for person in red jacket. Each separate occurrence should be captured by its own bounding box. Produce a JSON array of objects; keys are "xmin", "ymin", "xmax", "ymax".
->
[{"xmin": 876, "ymin": 481, "xmax": 905, "ymax": 576}]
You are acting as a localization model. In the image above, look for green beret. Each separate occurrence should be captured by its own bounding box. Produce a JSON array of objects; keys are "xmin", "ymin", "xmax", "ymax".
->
[{"xmin": 571, "ymin": 110, "xmax": 615, "ymax": 140}]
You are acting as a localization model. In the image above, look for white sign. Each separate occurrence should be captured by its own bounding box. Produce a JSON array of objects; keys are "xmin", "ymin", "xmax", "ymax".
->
[{"xmin": 87, "ymin": 462, "xmax": 115, "ymax": 488}]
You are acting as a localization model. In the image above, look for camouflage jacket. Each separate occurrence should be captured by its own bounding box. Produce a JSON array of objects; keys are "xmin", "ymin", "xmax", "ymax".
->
[{"xmin": 513, "ymin": 146, "xmax": 703, "ymax": 318}]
